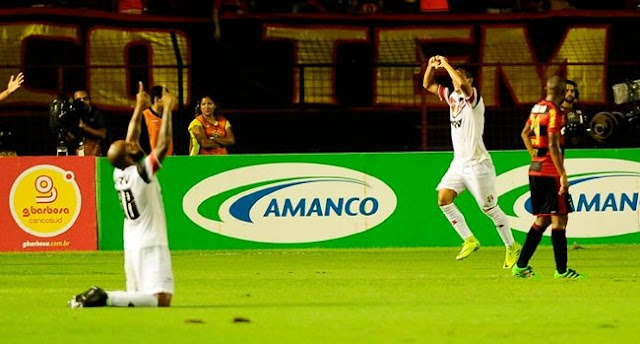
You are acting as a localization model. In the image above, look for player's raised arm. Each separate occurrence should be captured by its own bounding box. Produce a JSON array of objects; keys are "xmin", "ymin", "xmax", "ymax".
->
[
  {"xmin": 437, "ymin": 56, "xmax": 473, "ymax": 97},
  {"xmin": 153, "ymin": 86, "xmax": 175, "ymax": 163},
  {"xmin": 422, "ymin": 56, "xmax": 440, "ymax": 95},
  {"xmin": 126, "ymin": 81, "xmax": 149, "ymax": 143}
]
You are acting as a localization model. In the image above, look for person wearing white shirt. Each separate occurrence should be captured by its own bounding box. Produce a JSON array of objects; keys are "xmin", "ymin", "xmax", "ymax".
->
[
  {"xmin": 423, "ymin": 55, "xmax": 521, "ymax": 268},
  {"xmin": 69, "ymin": 82, "xmax": 176, "ymax": 308}
]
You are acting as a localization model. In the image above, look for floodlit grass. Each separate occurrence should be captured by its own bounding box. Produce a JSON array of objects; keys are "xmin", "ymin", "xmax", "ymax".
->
[{"xmin": 1, "ymin": 245, "xmax": 638, "ymax": 343}]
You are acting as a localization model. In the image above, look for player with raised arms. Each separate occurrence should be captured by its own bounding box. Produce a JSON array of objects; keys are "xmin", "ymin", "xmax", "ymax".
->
[
  {"xmin": 423, "ymin": 55, "xmax": 521, "ymax": 268},
  {"xmin": 69, "ymin": 82, "xmax": 176, "ymax": 307}
]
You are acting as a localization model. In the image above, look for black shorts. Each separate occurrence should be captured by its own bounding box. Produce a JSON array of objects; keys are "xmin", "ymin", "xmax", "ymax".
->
[{"xmin": 529, "ymin": 175, "xmax": 574, "ymax": 216}]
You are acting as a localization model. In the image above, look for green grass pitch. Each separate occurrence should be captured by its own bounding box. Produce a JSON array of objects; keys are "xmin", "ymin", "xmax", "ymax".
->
[{"xmin": 1, "ymin": 245, "xmax": 639, "ymax": 343}]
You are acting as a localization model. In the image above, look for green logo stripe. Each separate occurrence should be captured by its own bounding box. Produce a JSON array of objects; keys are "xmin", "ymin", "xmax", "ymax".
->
[
  {"xmin": 196, "ymin": 176, "xmax": 367, "ymax": 222},
  {"xmin": 197, "ymin": 178, "xmax": 299, "ymax": 222}
]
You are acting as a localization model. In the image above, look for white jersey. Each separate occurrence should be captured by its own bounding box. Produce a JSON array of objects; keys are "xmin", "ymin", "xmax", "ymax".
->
[
  {"xmin": 113, "ymin": 153, "xmax": 168, "ymax": 250},
  {"xmin": 438, "ymin": 85, "xmax": 491, "ymax": 165}
]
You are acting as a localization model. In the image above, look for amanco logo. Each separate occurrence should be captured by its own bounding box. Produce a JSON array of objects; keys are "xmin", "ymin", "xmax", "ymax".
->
[
  {"xmin": 183, "ymin": 163, "xmax": 398, "ymax": 243},
  {"xmin": 9, "ymin": 165, "xmax": 81, "ymax": 237},
  {"xmin": 496, "ymin": 158, "xmax": 640, "ymax": 238}
]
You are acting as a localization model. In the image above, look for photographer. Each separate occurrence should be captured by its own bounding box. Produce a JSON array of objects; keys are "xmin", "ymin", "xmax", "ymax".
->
[
  {"xmin": 72, "ymin": 90, "xmax": 107, "ymax": 156},
  {"xmin": 52, "ymin": 90, "xmax": 108, "ymax": 156},
  {"xmin": 561, "ymin": 79, "xmax": 579, "ymax": 112},
  {"xmin": 561, "ymin": 79, "xmax": 587, "ymax": 146}
]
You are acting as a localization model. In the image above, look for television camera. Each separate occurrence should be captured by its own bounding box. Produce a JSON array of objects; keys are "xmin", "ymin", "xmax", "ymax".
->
[
  {"xmin": 588, "ymin": 79, "xmax": 640, "ymax": 145},
  {"xmin": 49, "ymin": 96, "xmax": 92, "ymax": 155}
]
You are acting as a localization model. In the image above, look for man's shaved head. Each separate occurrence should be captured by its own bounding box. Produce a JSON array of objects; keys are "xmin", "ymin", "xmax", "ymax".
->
[
  {"xmin": 107, "ymin": 140, "xmax": 129, "ymax": 169},
  {"xmin": 108, "ymin": 140, "xmax": 145, "ymax": 169},
  {"xmin": 546, "ymin": 76, "xmax": 566, "ymax": 98}
]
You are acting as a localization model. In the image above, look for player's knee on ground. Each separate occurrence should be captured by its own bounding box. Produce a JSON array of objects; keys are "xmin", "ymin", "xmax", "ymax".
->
[{"xmin": 156, "ymin": 293, "xmax": 172, "ymax": 307}]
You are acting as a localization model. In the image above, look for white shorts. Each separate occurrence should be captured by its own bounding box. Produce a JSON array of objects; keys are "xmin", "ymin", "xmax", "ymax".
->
[
  {"xmin": 436, "ymin": 159, "xmax": 498, "ymax": 209},
  {"xmin": 124, "ymin": 245, "xmax": 174, "ymax": 295}
]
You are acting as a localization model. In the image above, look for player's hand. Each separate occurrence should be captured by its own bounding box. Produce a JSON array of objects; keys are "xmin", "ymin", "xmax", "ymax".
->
[
  {"xmin": 161, "ymin": 85, "xmax": 177, "ymax": 111},
  {"xmin": 436, "ymin": 55, "xmax": 449, "ymax": 67},
  {"xmin": 7, "ymin": 72, "xmax": 24, "ymax": 94},
  {"xmin": 135, "ymin": 81, "xmax": 150, "ymax": 108},
  {"xmin": 432, "ymin": 56, "xmax": 442, "ymax": 69},
  {"xmin": 559, "ymin": 174, "xmax": 569, "ymax": 195}
]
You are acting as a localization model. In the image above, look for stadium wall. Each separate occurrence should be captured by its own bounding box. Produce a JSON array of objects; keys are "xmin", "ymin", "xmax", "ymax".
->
[
  {"xmin": 0, "ymin": 9, "xmax": 639, "ymax": 155},
  {"xmin": 2, "ymin": 149, "xmax": 637, "ymax": 252},
  {"xmin": 94, "ymin": 149, "xmax": 640, "ymax": 250}
]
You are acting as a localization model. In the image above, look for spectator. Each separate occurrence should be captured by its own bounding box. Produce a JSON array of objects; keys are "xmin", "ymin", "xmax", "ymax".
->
[
  {"xmin": 569, "ymin": 0, "xmax": 632, "ymax": 9},
  {"xmin": 114, "ymin": 0, "xmax": 146, "ymax": 14},
  {"xmin": 292, "ymin": 0, "xmax": 327, "ymax": 13},
  {"xmin": 351, "ymin": 0, "xmax": 383, "ymax": 14},
  {"xmin": 188, "ymin": 96, "xmax": 235, "ymax": 155},
  {"xmin": 142, "ymin": 86, "xmax": 174, "ymax": 156},
  {"xmin": 0, "ymin": 72, "xmax": 24, "ymax": 156},
  {"xmin": 520, "ymin": 0, "xmax": 551, "ymax": 12},
  {"xmin": 72, "ymin": 89, "xmax": 108, "ymax": 156},
  {"xmin": 549, "ymin": 0, "xmax": 573, "ymax": 10},
  {"xmin": 447, "ymin": 0, "xmax": 488, "ymax": 13},
  {"xmin": 213, "ymin": 0, "xmax": 248, "ymax": 41},
  {"xmin": 390, "ymin": 0, "xmax": 420, "ymax": 13},
  {"xmin": 486, "ymin": 0, "xmax": 515, "ymax": 13},
  {"xmin": 419, "ymin": 0, "xmax": 449, "ymax": 12},
  {"xmin": 0, "ymin": 72, "xmax": 24, "ymax": 103}
]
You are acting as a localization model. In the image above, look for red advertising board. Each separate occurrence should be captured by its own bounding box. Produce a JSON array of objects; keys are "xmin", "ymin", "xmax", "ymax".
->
[{"xmin": 0, "ymin": 157, "xmax": 97, "ymax": 251}]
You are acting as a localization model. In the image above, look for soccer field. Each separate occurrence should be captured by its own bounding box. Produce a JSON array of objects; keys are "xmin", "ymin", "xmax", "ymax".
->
[{"xmin": 1, "ymin": 245, "xmax": 638, "ymax": 343}]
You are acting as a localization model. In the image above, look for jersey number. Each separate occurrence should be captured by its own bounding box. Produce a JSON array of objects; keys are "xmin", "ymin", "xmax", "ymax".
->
[
  {"xmin": 530, "ymin": 116, "xmax": 541, "ymax": 146},
  {"xmin": 119, "ymin": 189, "xmax": 140, "ymax": 220}
]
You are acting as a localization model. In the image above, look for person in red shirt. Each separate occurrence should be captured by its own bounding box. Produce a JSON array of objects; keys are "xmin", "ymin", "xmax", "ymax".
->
[
  {"xmin": 514, "ymin": 75, "xmax": 581, "ymax": 279},
  {"xmin": 117, "ymin": 0, "xmax": 145, "ymax": 14}
]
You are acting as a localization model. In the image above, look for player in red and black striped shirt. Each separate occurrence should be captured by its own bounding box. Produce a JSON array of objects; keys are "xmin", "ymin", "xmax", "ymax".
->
[{"xmin": 514, "ymin": 76, "xmax": 581, "ymax": 279}]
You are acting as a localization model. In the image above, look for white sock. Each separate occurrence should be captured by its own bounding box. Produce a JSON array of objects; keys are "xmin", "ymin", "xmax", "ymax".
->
[
  {"xmin": 440, "ymin": 203, "xmax": 473, "ymax": 240},
  {"xmin": 484, "ymin": 206, "xmax": 514, "ymax": 247},
  {"xmin": 106, "ymin": 291, "xmax": 159, "ymax": 307}
]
